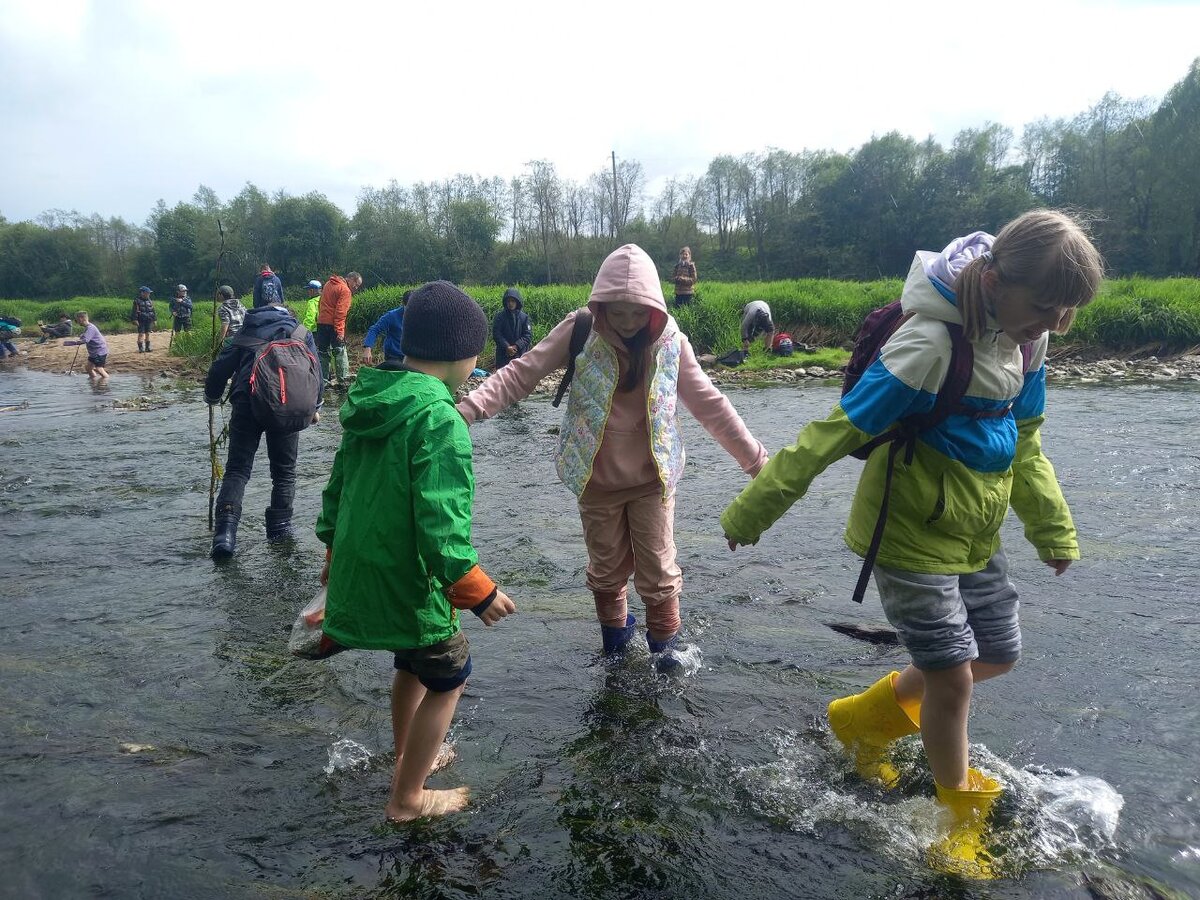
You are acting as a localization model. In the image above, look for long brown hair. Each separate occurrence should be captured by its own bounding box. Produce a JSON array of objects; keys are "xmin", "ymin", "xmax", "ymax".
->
[
  {"xmin": 955, "ymin": 209, "xmax": 1105, "ymax": 341},
  {"xmin": 618, "ymin": 330, "xmax": 652, "ymax": 392}
]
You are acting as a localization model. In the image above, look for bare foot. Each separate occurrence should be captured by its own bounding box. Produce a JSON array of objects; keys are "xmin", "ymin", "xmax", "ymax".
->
[{"xmin": 385, "ymin": 786, "xmax": 470, "ymax": 823}]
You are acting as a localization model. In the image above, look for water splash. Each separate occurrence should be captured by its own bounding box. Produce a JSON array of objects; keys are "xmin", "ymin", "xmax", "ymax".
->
[
  {"xmin": 323, "ymin": 738, "xmax": 372, "ymax": 775},
  {"xmin": 735, "ymin": 728, "xmax": 1125, "ymax": 877}
]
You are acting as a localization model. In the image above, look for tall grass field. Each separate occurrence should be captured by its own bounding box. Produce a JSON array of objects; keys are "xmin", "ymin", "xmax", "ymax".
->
[{"xmin": 4, "ymin": 279, "xmax": 1199, "ymax": 365}]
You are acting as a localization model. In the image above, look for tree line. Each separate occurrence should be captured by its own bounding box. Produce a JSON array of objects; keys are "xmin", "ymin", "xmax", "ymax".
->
[{"xmin": 2, "ymin": 59, "xmax": 1198, "ymax": 300}]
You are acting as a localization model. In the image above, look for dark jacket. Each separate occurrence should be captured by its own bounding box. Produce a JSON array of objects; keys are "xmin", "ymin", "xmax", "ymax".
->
[
  {"xmin": 43, "ymin": 320, "xmax": 72, "ymax": 338},
  {"xmin": 170, "ymin": 296, "xmax": 193, "ymax": 321},
  {"xmin": 491, "ymin": 288, "xmax": 532, "ymax": 368},
  {"xmin": 204, "ymin": 305, "xmax": 321, "ymax": 409},
  {"xmin": 253, "ymin": 272, "xmax": 284, "ymax": 309},
  {"xmin": 131, "ymin": 296, "xmax": 156, "ymax": 321}
]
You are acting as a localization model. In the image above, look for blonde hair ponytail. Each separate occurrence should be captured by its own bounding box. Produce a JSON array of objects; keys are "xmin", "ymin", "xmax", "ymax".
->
[{"xmin": 957, "ymin": 209, "xmax": 1104, "ymax": 341}]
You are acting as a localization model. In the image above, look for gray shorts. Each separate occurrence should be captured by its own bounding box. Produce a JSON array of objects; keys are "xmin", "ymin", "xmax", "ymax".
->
[{"xmin": 873, "ymin": 548, "xmax": 1021, "ymax": 671}]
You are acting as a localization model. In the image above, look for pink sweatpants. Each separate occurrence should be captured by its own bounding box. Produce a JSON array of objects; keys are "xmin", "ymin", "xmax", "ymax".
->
[{"xmin": 577, "ymin": 482, "xmax": 682, "ymax": 639}]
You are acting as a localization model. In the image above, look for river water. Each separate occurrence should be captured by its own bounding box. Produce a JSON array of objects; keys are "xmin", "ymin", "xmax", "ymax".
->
[{"xmin": 1, "ymin": 369, "xmax": 1197, "ymax": 899}]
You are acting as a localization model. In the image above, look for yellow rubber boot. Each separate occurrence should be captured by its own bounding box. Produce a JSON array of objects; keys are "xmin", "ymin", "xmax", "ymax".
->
[
  {"xmin": 827, "ymin": 671, "xmax": 921, "ymax": 786},
  {"xmin": 928, "ymin": 769, "xmax": 1003, "ymax": 879}
]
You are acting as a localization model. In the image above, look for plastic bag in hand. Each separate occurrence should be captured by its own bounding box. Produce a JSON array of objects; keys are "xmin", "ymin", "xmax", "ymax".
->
[{"xmin": 288, "ymin": 587, "xmax": 346, "ymax": 660}]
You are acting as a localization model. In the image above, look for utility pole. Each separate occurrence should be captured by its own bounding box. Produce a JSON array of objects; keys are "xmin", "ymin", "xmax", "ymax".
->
[{"xmin": 611, "ymin": 150, "xmax": 619, "ymax": 244}]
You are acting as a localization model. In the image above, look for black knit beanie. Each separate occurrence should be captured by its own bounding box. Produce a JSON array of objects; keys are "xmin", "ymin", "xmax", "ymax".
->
[{"xmin": 401, "ymin": 280, "xmax": 489, "ymax": 362}]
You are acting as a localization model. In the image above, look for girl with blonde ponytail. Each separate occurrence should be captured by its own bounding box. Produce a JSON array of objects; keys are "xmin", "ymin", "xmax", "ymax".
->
[{"xmin": 721, "ymin": 209, "xmax": 1103, "ymax": 879}]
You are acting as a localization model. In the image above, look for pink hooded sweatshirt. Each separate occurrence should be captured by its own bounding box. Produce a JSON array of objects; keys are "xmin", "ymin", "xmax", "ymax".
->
[{"xmin": 457, "ymin": 244, "xmax": 767, "ymax": 493}]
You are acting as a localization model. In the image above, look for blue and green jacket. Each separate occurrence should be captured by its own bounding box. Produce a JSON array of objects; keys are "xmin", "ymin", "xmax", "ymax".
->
[{"xmin": 721, "ymin": 253, "xmax": 1079, "ymax": 574}]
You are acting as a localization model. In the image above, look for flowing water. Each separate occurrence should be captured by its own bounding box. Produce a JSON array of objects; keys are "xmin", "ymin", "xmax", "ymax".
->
[{"xmin": 1, "ymin": 369, "xmax": 1197, "ymax": 899}]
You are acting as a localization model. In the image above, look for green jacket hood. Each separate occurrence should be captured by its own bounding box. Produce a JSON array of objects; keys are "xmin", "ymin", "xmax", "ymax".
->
[{"xmin": 339, "ymin": 366, "xmax": 452, "ymax": 439}]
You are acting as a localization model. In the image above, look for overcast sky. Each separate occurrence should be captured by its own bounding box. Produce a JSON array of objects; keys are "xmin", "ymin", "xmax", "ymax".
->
[{"xmin": 2, "ymin": 0, "xmax": 1197, "ymax": 225}]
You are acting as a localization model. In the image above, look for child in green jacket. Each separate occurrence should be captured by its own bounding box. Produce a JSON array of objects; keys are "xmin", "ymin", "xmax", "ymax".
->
[
  {"xmin": 317, "ymin": 280, "xmax": 516, "ymax": 823},
  {"xmin": 720, "ymin": 210, "xmax": 1104, "ymax": 879}
]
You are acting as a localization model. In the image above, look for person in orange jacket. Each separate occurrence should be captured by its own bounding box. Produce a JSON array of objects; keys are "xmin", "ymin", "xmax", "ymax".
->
[{"xmin": 315, "ymin": 271, "xmax": 363, "ymax": 387}]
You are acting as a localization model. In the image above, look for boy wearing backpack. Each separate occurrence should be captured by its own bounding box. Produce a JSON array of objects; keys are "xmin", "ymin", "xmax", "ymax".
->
[{"xmin": 204, "ymin": 294, "xmax": 322, "ymax": 558}]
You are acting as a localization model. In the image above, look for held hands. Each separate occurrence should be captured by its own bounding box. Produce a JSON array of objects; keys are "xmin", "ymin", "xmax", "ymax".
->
[
  {"xmin": 477, "ymin": 589, "xmax": 516, "ymax": 626},
  {"xmin": 1046, "ymin": 559, "xmax": 1072, "ymax": 576}
]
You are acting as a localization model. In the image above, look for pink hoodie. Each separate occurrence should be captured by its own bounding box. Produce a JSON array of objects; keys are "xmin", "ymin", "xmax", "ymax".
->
[{"xmin": 458, "ymin": 244, "xmax": 767, "ymax": 492}]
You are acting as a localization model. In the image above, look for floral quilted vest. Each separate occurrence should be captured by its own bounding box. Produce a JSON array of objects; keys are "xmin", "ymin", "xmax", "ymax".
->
[{"xmin": 555, "ymin": 323, "xmax": 684, "ymax": 498}]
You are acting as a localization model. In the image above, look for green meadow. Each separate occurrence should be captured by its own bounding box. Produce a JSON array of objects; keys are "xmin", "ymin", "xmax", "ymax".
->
[{"xmin": 3, "ymin": 278, "xmax": 1199, "ymax": 369}]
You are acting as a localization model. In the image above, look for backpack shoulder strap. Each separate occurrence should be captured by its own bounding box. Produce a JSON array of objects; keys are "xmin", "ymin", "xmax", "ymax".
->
[
  {"xmin": 552, "ymin": 309, "xmax": 594, "ymax": 408},
  {"xmin": 289, "ymin": 323, "xmax": 309, "ymax": 341}
]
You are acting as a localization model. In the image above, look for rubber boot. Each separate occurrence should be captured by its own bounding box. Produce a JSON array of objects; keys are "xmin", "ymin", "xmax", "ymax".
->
[
  {"xmin": 145, "ymin": 339, "xmax": 152, "ymax": 352},
  {"xmin": 600, "ymin": 614, "xmax": 637, "ymax": 656},
  {"xmin": 827, "ymin": 671, "xmax": 921, "ymax": 786},
  {"xmin": 211, "ymin": 502, "xmax": 241, "ymax": 559},
  {"xmin": 927, "ymin": 768, "xmax": 1003, "ymax": 879},
  {"xmin": 646, "ymin": 632, "xmax": 685, "ymax": 674},
  {"xmin": 264, "ymin": 507, "xmax": 294, "ymax": 543},
  {"xmin": 333, "ymin": 346, "xmax": 350, "ymax": 385}
]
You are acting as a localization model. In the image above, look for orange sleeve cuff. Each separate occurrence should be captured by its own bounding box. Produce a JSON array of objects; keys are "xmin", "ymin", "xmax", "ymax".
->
[{"xmin": 446, "ymin": 565, "xmax": 497, "ymax": 610}]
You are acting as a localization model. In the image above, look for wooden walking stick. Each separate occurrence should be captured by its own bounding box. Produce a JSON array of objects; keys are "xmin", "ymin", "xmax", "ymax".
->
[
  {"xmin": 207, "ymin": 218, "xmax": 228, "ymax": 532},
  {"xmin": 68, "ymin": 344, "xmax": 81, "ymax": 375}
]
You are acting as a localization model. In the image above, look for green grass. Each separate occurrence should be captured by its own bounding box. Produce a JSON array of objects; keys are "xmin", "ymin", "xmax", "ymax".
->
[
  {"xmin": 736, "ymin": 346, "xmax": 850, "ymax": 371},
  {"xmin": 6, "ymin": 278, "xmax": 1200, "ymax": 357}
]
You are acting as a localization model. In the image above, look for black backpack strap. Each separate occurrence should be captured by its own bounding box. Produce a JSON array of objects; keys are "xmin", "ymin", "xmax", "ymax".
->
[
  {"xmin": 849, "ymin": 320, "xmax": 972, "ymax": 604},
  {"xmin": 552, "ymin": 310, "xmax": 593, "ymax": 408},
  {"xmin": 289, "ymin": 323, "xmax": 309, "ymax": 341}
]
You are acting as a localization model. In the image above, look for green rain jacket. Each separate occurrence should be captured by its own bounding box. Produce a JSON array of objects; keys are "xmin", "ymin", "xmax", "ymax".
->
[
  {"xmin": 720, "ymin": 254, "xmax": 1079, "ymax": 575},
  {"xmin": 317, "ymin": 366, "xmax": 493, "ymax": 649}
]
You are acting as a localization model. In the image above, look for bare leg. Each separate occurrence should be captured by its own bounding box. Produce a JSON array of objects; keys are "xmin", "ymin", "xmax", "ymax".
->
[
  {"xmin": 95, "ymin": 366, "xmax": 110, "ymax": 379},
  {"xmin": 387, "ymin": 672, "xmax": 458, "ymax": 799},
  {"xmin": 385, "ymin": 679, "xmax": 469, "ymax": 822},
  {"xmin": 917, "ymin": 662, "xmax": 973, "ymax": 790},
  {"xmin": 893, "ymin": 660, "xmax": 1016, "ymax": 709}
]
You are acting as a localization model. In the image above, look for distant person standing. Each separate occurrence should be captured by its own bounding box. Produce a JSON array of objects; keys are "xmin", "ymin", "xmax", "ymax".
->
[
  {"xmin": 491, "ymin": 287, "xmax": 532, "ymax": 368},
  {"xmin": 253, "ymin": 265, "xmax": 284, "ymax": 309},
  {"xmin": 170, "ymin": 284, "xmax": 193, "ymax": 333},
  {"xmin": 64, "ymin": 311, "xmax": 110, "ymax": 379},
  {"xmin": 740, "ymin": 300, "xmax": 774, "ymax": 352},
  {"xmin": 363, "ymin": 290, "xmax": 410, "ymax": 366},
  {"xmin": 672, "ymin": 247, "xmax": 698, "ymax": 307},
  {"xmin": 316, "ymin": 271, "xmax": 363, "ymax": 387},
  {"xmin": 131, "ymin": 286, "xmax": 157, "ymax": 353},
  {"xmin": 216, "ymin": 286, "xmax": 247, "ymax": 345},
  {"xmin": 301, "ymin": 279, "xmax": 323, "ymax": 331}
]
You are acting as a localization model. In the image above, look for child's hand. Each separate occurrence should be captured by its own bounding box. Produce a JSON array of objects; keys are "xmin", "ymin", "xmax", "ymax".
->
[
  {"xmin": 477, "ymin": 589, "xmax": 516, "ymax": 626},
  {"xmin": 726, "ymin": 536, "xmax": 740, "ymax": 551},
  {"xmin": 1046, "ymin": 559, "xmax": 1072, "ymax": 576}
]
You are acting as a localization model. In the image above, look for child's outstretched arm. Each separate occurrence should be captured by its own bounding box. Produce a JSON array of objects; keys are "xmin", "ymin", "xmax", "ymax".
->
[
  {"xmin": 414, "ymin": 405, "xmax": 516, "ymax": 623},
  {"xmin": 1007, "ymin": 347, "xmax": 1079, "ymax": 570},
  {"xmin": 457, "ymin": 311, "xmax": 580, "ymax": 424},
  {"xmin": 676, "ymin": 335, "xmax": 768, "ymax": 475},
  {"xmin": 722, "ymin": 321, "xmax": 945, "ymax": 548},
  {"xmin": 720, "ymin": 407, "xmax": 872, "ymax": 548}
]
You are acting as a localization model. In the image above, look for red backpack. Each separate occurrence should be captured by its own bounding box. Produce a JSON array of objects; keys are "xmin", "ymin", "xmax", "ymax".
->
[
  {"xmin": 235, "ymin": 324, "xmax": 321, "ymax": 433},
  {"xmin": 841, "ymin": 299, "xmax": 1032, "ymax": 603}
]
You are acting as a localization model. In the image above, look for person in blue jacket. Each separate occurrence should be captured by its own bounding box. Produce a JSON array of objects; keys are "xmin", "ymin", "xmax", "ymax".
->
[
  {"xmin": 204, "ymin": 295, "xmax": 321, "ymax": 558},
  {"xmin": 253, "ymin": 265, "xmax": 284, "ymax": 308},
  {"xmin": 363, "ymin": 290, "xmax": 410, "ymax": 366},
  {"xmin": 492, "ymin": 287, "xmax": 531, "ymax": 369}
]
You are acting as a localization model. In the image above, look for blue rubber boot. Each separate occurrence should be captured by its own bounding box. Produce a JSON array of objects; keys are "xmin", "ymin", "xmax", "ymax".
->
[
  {"xmin": 211, "ymin": 502, "xmax": 240, "ymax": 559},
  {"xmin": 600, "ymin": 614, "xmax": 637, "ymax": 656},
  {"xmin": 647, "ymin": 632, "xmax": 685, "ymax": 673},
  {"xmin": 264, "ymin": 507, "xmax": 295, "ymax": 543}
]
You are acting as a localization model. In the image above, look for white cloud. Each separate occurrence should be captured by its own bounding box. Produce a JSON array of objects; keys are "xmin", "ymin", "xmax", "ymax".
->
[{"xmin": 1, "ymin": 0, "xmax": 1196, "ymax": 222}]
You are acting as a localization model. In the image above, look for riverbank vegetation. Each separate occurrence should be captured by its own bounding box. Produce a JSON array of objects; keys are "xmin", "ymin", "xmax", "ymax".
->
[
  {"xmin": 4, "ymin": 277, "xmax": 1198, "ymax": 371},
  {"xmin": 1, "ymin": 61, "xmax": 1198, "ymax": 301}
]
